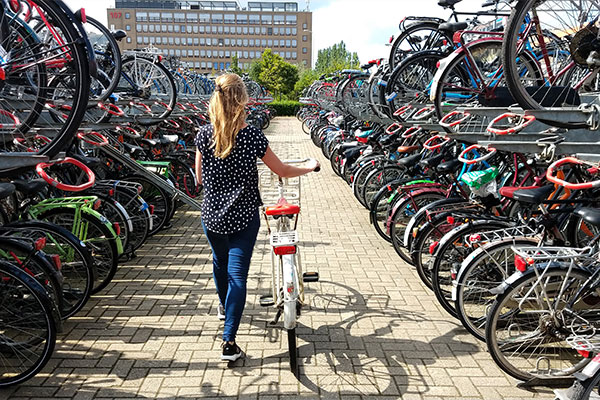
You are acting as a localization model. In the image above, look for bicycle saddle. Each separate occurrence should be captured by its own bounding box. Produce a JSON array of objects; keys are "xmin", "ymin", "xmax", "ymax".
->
[
  {"xmin": 0, "ymin": 182, "xmax": 15, "ymax": 200},
  {"xmin": 499, "ymin": 185, "xmax": 538, "ymax": 199},
  {"xmin": 397, "ymin": 153, "xmax": 422, "ymax": 167},
  {"xmin": 265, "ymin": 198, "xmax": 300, "ymax": 216},
  {"xmin": 438, "ymin": 21, "xmax": 468, "ymax": 33},
  {"xmin": 438, "ymin": 0, "xmax": 462, "ymax": 7},
  {"xmin": 141, "ymin": 138, "xmax": 159, "ymax": 148},
  {"xmin": 437, "ymin": 159, "xmax": 462, "ymax": 174},
  {"xmin": 574, "ymin": 208, "xmax": 600, "ymax": 228},
  {"xmin": 123, "ymin": 142, "xmax": 144, "ymax": 157},
  {"xmin": 512, "ymin": 185, "xmax": 554, "ymax": 205},
  {"xmin": 112, "ymin": 30, "xmax": 127, "ymax": 41},
  {"xmin": 11, "ymin": 179, "xmax": 47, "ymax": 196},
  {"xmin": 162, "ymin": 135, "xmax": 179, "ymax": 144},
  {"xmin": 419, "ymin": 153, "xmax": 445, "ymax": 169},
  {"xmin": 397, "ymin": 145, "xmax": 420, "ymax": 154}
]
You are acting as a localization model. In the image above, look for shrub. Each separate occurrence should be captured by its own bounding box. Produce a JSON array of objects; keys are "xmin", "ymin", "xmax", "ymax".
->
[{"xmin": 269, "ymin": 100, "xmax": 302, "ymax": 116}]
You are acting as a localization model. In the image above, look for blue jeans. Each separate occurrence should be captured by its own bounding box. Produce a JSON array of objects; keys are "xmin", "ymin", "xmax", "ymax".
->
[{"xmin": 202, "ymin": 212, "xmax": 260, "ymax": 342}]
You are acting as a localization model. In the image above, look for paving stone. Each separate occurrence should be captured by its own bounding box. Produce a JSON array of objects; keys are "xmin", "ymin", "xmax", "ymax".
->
[{"xmin": 5, "ymin": 118, "xmax": 555, "ymax": 400}]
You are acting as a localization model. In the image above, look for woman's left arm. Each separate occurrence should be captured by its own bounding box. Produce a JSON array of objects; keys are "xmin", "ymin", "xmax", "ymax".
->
[{"xmin": 195, "ymin": 149, "xmax": 203, "ymax": 186}]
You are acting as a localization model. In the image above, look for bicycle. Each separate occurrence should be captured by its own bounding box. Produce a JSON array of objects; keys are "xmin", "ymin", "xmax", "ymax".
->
[{"xmin": 258, "ymin": 159, "xmax": 320, "ymax": 377}]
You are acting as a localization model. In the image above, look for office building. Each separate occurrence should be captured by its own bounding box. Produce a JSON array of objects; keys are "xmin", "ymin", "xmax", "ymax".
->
[{"xmin": 107, "ymin": 1, "xmax": 313, "ymax": 72}]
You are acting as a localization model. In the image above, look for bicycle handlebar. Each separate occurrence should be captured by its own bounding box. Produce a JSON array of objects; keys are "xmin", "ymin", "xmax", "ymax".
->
[
  {"xmin": 458, "ymin": 144, "xmax": 497, "ymax": 164},
  {"xmin": 546, "ymin": 157, "xmax": 600, "ymax": 190},
  {"xmin": 36, "ymin": 157, "xmax": 96, "ymax": 192}
]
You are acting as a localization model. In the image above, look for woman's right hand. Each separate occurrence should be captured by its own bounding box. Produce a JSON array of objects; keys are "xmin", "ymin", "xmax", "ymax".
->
[{"xmin": 307, "ymin": 159, "xmax": 320, "ymax": 172}]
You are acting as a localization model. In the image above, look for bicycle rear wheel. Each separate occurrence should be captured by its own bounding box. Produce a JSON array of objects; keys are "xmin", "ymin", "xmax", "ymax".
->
[{"xmin": 0, "ymin": 260, "xmax": 58, "ymax": 387}]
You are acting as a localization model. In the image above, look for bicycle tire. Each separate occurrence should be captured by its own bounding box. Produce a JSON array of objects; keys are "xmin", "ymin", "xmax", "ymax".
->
[
  {"xmin": 455, "ymin": 237, "xmax": 539, "ymax": 341},
  {"xmin": 37, "ymin": 208, "xmax": 119, "ymax": 295},
  {"xmin": 485, "ymin": 266, "xmax": 591, "ymax": 381},
  {"xmin": 389, "ymin": 21, "xmax": 451, "ymax": 69},
  {"xmin": 124, "ymin": 175, "xmax": 174, "ymax": 235},
  {"xmin": 0, "ymin": 260, "xmax": 58, "ymax": 387},
  {"xmin": 84, "ymin": 16, "xmax": 122, "ymax": 102},
  {"xmin": 5, "ymin": 220, "xmax": 94, "ymax": 319},
  {"xmin": 566, "ymin": 372, "xmax": 600, "ymax": 400}
]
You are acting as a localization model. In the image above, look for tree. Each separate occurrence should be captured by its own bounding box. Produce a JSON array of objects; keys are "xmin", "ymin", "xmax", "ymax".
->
[
  {"xmin": 314, "ymin": 41, "xmax": 360, "ymax": 75},
  {"xmin": 253, "ymin": 49, "xmax": 299, "ymax": 99},
  {"xmin": 230, "ymin": 54, "xmax": 243, "ymax": 75},
  {"xmin": 294, "ymin": 67, "xmax": 319, "ymax": 98}
]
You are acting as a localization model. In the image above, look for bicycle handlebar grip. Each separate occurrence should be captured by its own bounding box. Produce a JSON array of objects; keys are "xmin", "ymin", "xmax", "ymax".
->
[
  {"xmin": 423, "ymin": 134, "xmax": 451, "ymax": 150},
  {"xmin": 487, "ymin": 113, "xmax": 536, "ymax": 135},
  {"xmin": 458, "ymin": 144, "xmax": 497, "ymax": 165},
  {"xmin": 98, "ymin": 102, "xmax": 125, "ymax": 117},
  {"xmin": 546, "ymin": 157, "xmax": 600, "ymax": 190},
  {"xmin": 36, "ymin": 157, "xmax": 96, "ymax": 192},
  {"xmin": 77, "ymin": 131, "xmax": 108, "ymax": 147}
]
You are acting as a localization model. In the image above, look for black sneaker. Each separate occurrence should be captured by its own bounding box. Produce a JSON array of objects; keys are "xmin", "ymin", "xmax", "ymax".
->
[
  {"xmin": 221, "ymin": 341, "xmax": 244, "ymax": 362},
  {"xmin": 217, "ymin": 304, "xmax": 225, "ymax": 321}
]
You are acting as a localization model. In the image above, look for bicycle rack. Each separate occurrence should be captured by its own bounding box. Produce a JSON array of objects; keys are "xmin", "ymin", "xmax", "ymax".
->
[
  {"xmin": 0, "ymin": 153, "xmax": 50, "ymax": 174},
  {"xmin": 97, "ymin": 142, "xmax": 202, "ymax": 211}
]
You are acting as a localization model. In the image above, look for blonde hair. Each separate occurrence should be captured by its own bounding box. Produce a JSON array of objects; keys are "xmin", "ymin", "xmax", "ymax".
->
[{"xmin": 209, "ymin": 73, "xmax": 249, "ymax": 159}]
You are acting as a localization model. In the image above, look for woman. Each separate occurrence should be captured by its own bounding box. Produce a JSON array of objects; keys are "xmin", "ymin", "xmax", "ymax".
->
[{"xmin": 194, "ymin": 73, "xmax": 319, "ymax": 361}]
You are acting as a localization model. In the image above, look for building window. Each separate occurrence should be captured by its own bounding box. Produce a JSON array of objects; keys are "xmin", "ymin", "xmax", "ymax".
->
[
  {"xmin": 206, "ymin": 38, "xmax": 212, "ymax": 46},
  {"xmin": 155, "ymin": 24, "xmax": 160, "ymax": 32},
  {"xmin": 249, "ymin": 39, "xmax": 254, "ymax": 46},
  {"xmin": 286, "ymin": 27, "xmax": 291, "ymax": 35},
  {"xmin": 199, "ymin": 26, "xmax": 205, "ymax": 33},
  {"xmin": 136, "ymin": 36, "xmax": 142, "ymax": 44},
  {"xmin": 236, "ymin": 39, "xmax": 242, "ymax": 46},
  {"xmin": 200, "ymin": 50, "xmax": 206, "ymax": 57},
  {"xmin": 143, "ymin": 36, "xmax": 149, "ymax": 44},
  {"xmin": 302, "ymin": 47, "xmax": 307, "ymax": 54},
  {"xmin": 236, "ymin": 26, "xmax": 242, "ymax": 34},
  {"xmin": 243, "ymin": 39, "xmax": 248, "ymax": 46},
  {"xmin": 180, "ymin": 25, "xmax": 186, "ymax": 33},
  {"xmin": 262, "ymin": 39, "xmax": 267, "ymax": 46},
  {"xmin": 201, "ymin": 62, "xmax": 206, "ymax": 68},
  {"xmin": 168, "ymin": 37, "xmax": 174, "ymax": 44},
  {"xmin": 286, "ymin": 15, "xmax": 297, "ymax": 25},
  {"xmin": 224, "ymin": 38, "xmax": 230, "ymax": 45},
  {"xmin": 249, "ymin": 27, "xmax": 254, "ymax": 34},
  {"xmin": 225, "ymin": 14, "xmax": 235, "ymax": 24},
  {"xmin": 175, "ymin": 49, "xmax": 180, "ymax": 56},
  {"xmin": 261, "ymin": 14, "xmax": 272, "ymax": 24},
  {"xmin": 224, "ymin": 26, "xmax": 230, "ymax": 33},
  {"xmin": 193, "ymin": 38, "xmax": 199, "ymax": 45},
  {"xmin": 175, "ymin": 37, "xmax": 180, "ymax": 45},
  {"xmin": 292, "ymin": 28, "xmax": 297, "ymax": 35},
  {"xmin": 274, "ymin": 15, "xmax": 284, "ymax": 25},
  {"xmin": 219, "ymin": 50, "xmax": 224, "ymax": 57},
  {"xmin": 187, "ymin": 38, "xmax": 193, "ymax": 45},
  {"xmin": 218, "ymin": 38, "xmax": 224, "ymax": 46},
  {"xmin": 225, "ymin": 50, "xmax": 230, "ymax": 57},
  {"xmin": 194, "ymin": 49, "xmax": 200, "ymax": 56},
  {"xmin": 162, "ymin": 24, "xmax": 167, "ymax": 31},
  {"xmin": 218, "ymin": 26, "xmax": 223, "ymax": 33},
  {"xmin": 280, "ymin": 39, "xmax": 285, "ymax": 46},
  {"xmin": 261, "ymin": 27, "xmax": 267, "ymax": 34},
  {"xmin": 249, "ymin": 14, "xmax": 260, "ymax": 25},
  {"xmin": 267, "ymin": 27, "xmax": 273, "ymax": 35},
  {"xmin": 214, "ymin": 62, "xmax": 219, "ymax": 70},
  {"xmin": 193, "ymin": 25, "xmax": 198, "ymax": 33},
  {"xmin": 212, "ymin": 14, "xmax": 223, "ymax": 24},
  {"xmin": 125, "ymin": 12, "xmax": 130, "ymax": 19},
  {"xmin": 187, "ymin": 25, "xmax": 193, "ymax": 33},
  {"xmin": 212, "ymin": 26, "xmax": 218, "ymax": 33},
  {"xmin": 237, "ymin": 14, "xmax": 248, "ymax": 24},
  {"xmin": 243, "ymin": 51, "xmax": 248, "ymax": 59},
  {"xmin": 174, "ymin": 25, "xmax": 180, "ymax": 32},
  {"xmin": 136, "ymin": 12, "xmax": 147, "ymax": 22},
  {"xmin": 199, "ymin": 13, "xmax": 210, "ymax": 23},
  {"xmin": 142, "ymin": 24, "xmax": 148, "ymax": 32},
  {"xmin": 161, "ymin": 13, "xmax": 172, "ymax": 22},
  {"xmin": 148, "ymin": 12, "xmax": 160, "ymax": 22},
  {"xmin": 156, "ymin": 37, "xmax": 161, "ymax": 44},
  {"xmin": 174, "ymin": 13, "xmax": 185, "ymax": 23},
  {"xmin": 302, "ymin": 35, "xmax": 307, "ymax": 42},
  {"xmin": 125, "ymin": 25, "xmax": 131, "ymax": 31},
  {"xmin": 182, "ymin": 49, "xmax": 187, "ymax": 56},
  {"xmin": 187, "ymin": 13, "xmax": 198, "ymax": 22},
  {"xmin": 149, "ymin": 25, "xmax": 154, "ymax": 32},
  {"xmin": 126, "ymin": 37, "xmax": 132, "ymax": 43},
  {"xmin": 292, "ymin": 39, "xmax": 297, "ymax": 47},
  {"xmin": 303, "ymin": 23, "xmax": 308, "ymax": 29},
  {"xmin": 292, "ymin": 52, "xmax": 297, "ymax": 59},
  {"xmin": 243, "ymin": 26, "xmax": 248, "ymax": 34},
  {"xmin": 274, "ymin": 27, "xmax": 279, "ymax": 35}
]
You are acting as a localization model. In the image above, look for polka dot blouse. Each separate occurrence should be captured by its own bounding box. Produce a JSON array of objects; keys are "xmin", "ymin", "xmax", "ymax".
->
[{"xmin": 195, "ymin": 124, "xmax": 269, "ymax": 234}]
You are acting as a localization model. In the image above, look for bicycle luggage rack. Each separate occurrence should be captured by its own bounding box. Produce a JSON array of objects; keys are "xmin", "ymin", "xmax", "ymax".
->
[
  {"xmin": 465, "ymin": 224, "xmax": 539, "ymax": 248},
  {"xmin": 97, "ymin": 142, "xmax": 202, "ymax": 211}
]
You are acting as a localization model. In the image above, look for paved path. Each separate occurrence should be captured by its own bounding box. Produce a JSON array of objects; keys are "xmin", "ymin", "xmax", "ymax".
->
[{"xmin": 2, "ymin": 118, "xmax": 554, "ymax": 399}]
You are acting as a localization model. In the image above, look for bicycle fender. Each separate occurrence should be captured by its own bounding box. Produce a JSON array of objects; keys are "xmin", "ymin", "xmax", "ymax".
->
[{"xmin": 81, "ymin": 207, "xmax": 124, "ymax": 256}]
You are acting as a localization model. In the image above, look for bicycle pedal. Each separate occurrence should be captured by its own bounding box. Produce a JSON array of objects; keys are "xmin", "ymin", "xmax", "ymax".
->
[
  {"xmin": 259, "ymin": 295, "xmax": 275, "ymax": 307},
  {"xmin": 303, "ymin": 272, "xmax": 319, "ymax": 283}
]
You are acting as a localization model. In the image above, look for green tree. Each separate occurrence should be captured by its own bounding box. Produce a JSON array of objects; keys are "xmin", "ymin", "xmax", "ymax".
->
[
  {"xmin": 230, "ymin": 54, "xmax": 243, "ymax": 75},
  {"xmin": 314, "ymin": 41, "xmax": 360, "ymax": 74},
  {"xmin": 294, "ymin": 67, "xmax": 319, "ymax": 98},
  {"xmin": 253, "ymin": 49, "xmax": 299, "ymax": 99}
]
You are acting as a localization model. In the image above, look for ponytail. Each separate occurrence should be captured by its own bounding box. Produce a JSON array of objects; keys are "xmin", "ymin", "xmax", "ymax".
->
[{"xmin": 209, "ymin": 74, "xmax": 248, "ymax": 158}]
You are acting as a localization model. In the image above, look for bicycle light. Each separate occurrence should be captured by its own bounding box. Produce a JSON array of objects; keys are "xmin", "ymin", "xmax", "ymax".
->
[
  {"xmin": 514, "ymin": 255, "xmax": 533, "ymax": 272},
  {"xmin": 50, "ymin": 254, "xmax": 62, "ymax": 271},
  {"xmin": 34, "ymin": 237, "xmax": 46, "ymax": 251},
  {"xmin": 274, "ymin": 245, "xmax": 296, "ymax": 255},
  {"xmin": 113, "ymin": 222, "xmax": 121, "ymax": 236},
  {"xmin": 429, "ymin": 241, "xmax": 439, "ymax": 255}
]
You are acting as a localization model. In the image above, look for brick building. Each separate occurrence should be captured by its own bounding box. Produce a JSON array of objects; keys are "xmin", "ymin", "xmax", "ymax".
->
[{"xmin": 107, "ymin": 1, "xmax": 313, "ymax": 72}]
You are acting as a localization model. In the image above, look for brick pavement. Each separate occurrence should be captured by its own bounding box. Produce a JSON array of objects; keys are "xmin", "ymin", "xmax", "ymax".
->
[{"xmin": 0, "ymin": 118, "xmax": 555, "ymax": 399}]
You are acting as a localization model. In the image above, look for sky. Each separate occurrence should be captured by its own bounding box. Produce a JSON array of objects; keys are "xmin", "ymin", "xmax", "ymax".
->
[{"xmin": 63, "ymin": 0, "xmax": 488, "ymax": 64}]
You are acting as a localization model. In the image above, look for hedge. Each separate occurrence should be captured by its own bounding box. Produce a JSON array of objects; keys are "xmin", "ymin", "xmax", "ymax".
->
[{"xmin": 269, "ymin": 100, "xmax": 303, "ymax": 116}]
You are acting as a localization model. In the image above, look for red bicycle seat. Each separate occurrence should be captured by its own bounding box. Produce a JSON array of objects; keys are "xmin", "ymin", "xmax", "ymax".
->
[
  {"xmin": 499, "ymin": 185, "xmax": 538, "ymax": 199},
  {"xmin": 265, "ymin": 197, "xmax": 300, "ymax": 216}
]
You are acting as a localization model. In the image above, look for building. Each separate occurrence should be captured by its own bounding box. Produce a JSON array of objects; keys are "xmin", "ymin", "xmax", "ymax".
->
[{"xmin": 107, "ymin": 1, "xmax": 312, "ymax": 72}]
